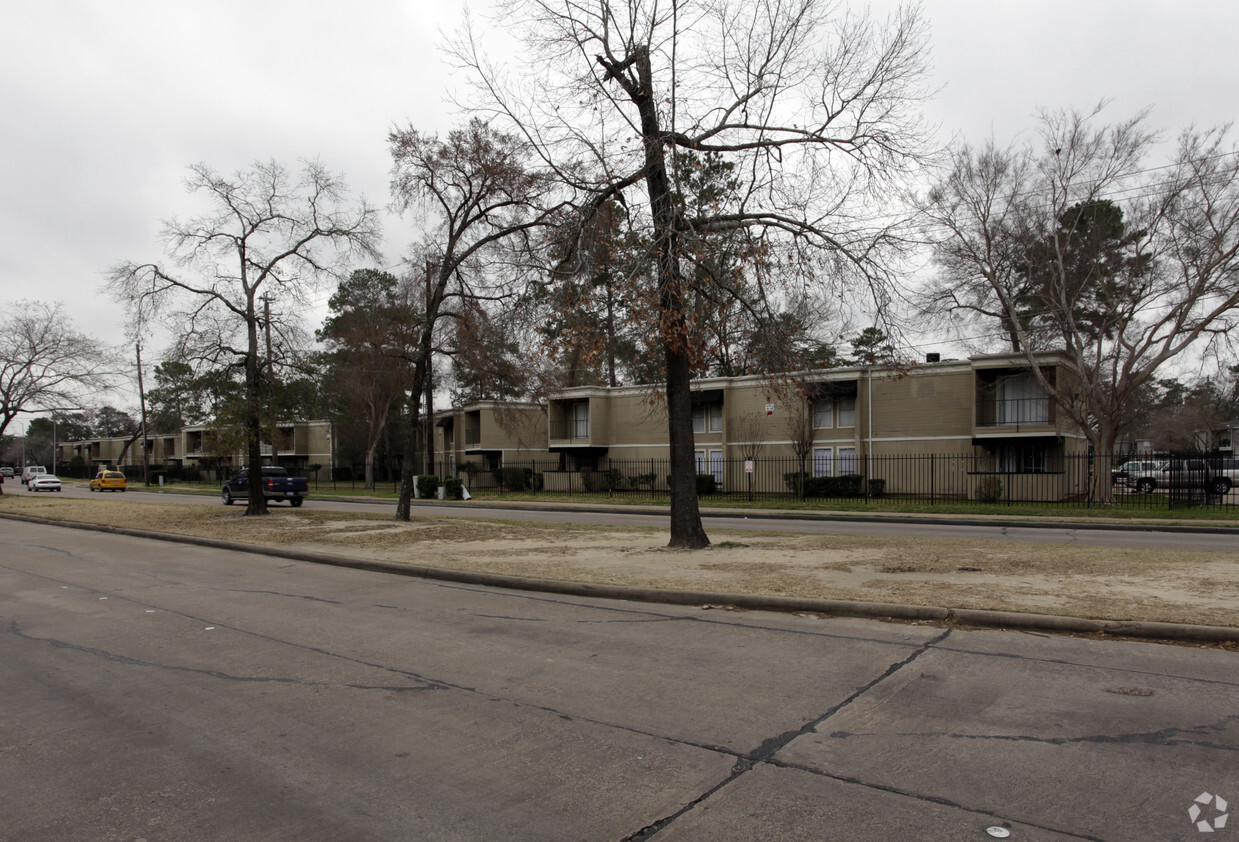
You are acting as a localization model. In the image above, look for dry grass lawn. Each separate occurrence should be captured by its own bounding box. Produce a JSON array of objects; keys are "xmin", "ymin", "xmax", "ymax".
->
[{"xmin": 3, "ymin": 493, "xmax": 1238, "ymax": 629}]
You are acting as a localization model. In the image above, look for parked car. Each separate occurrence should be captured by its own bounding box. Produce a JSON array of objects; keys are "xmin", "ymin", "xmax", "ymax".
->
[
  {"xmin": 0, "ymin": 466, "xmax": 13, "ymax": 478},
  {"xmin": 90, "ymin": 470, "xmax": 128, "ymax": 492},
  {"xmin": 1129, "ymin": 459, "xmax": 1235, "ymax": 496},
  {"xmin": 27, "ymin": 474, "xmax": 62, "ymax": 492},
  {"xmin": 1111, "ymin": 459, "xmax": 1161, "ymax": 489},
  {"xmin": 222, "ymin": 466, "xmax": 309, "ymax": 507},
  {"xmin": 22, "ymin": 466, "xmax": 47, "ymax": 485}
]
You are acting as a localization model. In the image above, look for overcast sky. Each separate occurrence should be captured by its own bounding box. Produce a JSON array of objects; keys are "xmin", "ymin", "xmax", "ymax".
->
[{"xmin": 2, "ymin": 1, "xmax": 1236, "ymax": 424}]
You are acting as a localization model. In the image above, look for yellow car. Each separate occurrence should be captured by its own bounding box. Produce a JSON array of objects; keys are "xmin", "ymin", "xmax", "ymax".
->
[{"xmin": 90, "ymin": 471, "xmax": 128, "ymax": 492}]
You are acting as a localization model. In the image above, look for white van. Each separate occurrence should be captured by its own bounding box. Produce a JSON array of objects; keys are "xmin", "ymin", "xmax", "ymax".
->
[{"xmin": 22, "ymin": 466, "xmax": 47, "ymax": 485}]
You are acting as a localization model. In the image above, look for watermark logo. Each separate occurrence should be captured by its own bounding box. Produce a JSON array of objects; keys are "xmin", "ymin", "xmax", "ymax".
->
[{"xmin": 1189, "ymin": 792, "xmax": 1229, "ymax": 833}]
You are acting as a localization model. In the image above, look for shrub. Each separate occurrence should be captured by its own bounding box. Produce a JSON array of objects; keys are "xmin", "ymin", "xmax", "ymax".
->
[
  {"xmin": 580, "ymin": 467, "xmax": 614, "ymax": 493},
  {"xmin": 497, "ymin": 466, "xmax": 530, "ymax": 491},
  {"xmin": 628, "ymin": 472, "xmax": 657, "ymax": 490},
  {"xmin": 695, "ymin": 474, "xmax": 717, "ymax": 496},
  {"xmin": 416, "ymin": 474, "xmax": 439, "ymax": 499},
  {"xmin": 784, "ymin": 473, "xmax": 868, "ymax": 498},
  {"xmin": 867, "ymin": 478, "xmax": 886, "ymax": 498},
  {"xmin": 783, "ymin": 471, "xmax": 808, "ymax": 493},
  {"xmin": 443, "ymin": 477, "xmax": 464, "ymax": 500},
  {"xmin": 975, "ymin": 476, "xmax": 1004, "ymax": 503}
]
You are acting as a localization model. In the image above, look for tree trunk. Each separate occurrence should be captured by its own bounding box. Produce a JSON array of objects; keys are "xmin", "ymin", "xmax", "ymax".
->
[
  {"xmin": 245, "ymin": 342, "xmax": 267, "ymax": 515},
  {"xmin": 1089, "ymin": 425, "xmax": 1118, "ymax": 505},
  {"xmin": 631, "ymin": 45, "xmax": 710, "ymax": 549},
  {"xmin": 244, "ymin": 302, "xmax": 266, "ymax": 512},
  {"xmin": 665, "ymin": 343, "xmax": 709, "ymax": 548},
  {"xmin": 396, "ymin": 359, "xmax": 430, "ymax": 521}
]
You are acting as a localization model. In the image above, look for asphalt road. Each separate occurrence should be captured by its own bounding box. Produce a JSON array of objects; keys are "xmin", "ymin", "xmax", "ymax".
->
[
  {"xmin": 3, "ymin": 519, "xmax": 1236, "ymax": 840},
  {"xmin": 50, "ymin": 480, "xmax": 1239, "ymax": 551}
]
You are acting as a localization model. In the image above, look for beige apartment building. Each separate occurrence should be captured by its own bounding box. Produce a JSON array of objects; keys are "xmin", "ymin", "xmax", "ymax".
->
[
  {"xmin": 60, "ymin": 420, "xmax": 332, "ymax": 477},
  {"xmin": 438, "ymin": 352, "xmax": 1089, "ymax": 501}
]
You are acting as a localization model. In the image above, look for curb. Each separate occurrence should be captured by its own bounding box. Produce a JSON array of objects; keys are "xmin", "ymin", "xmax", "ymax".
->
[{"xmin": 6, "ymin": 511, "xmax": 1238, "ymax": 644}]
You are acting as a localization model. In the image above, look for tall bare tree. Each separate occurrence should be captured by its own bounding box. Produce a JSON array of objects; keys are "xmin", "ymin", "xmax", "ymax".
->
[
  {"xmin": 0, "ymin": 300, "xmax": 112, "ymax": 438},
  {"xmin": 108, "ymin": 159, "xmax": 380, "ymax": 514},
  {"xmin": 387, "ymin": 119, "xmax": 553, "ymax": 521},
  {"xmin": 455, "ymin": 0, "xmax": 933, "ymax": 547},
  {"xmin": 921, "ymin": 106, "xmax": 1239, "ymax": 501}
]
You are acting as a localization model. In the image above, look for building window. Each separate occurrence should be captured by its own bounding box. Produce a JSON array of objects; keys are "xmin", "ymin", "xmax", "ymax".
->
[
  {"xmin": 997, "ymin": 374, "xmax": 1048, "ymax": 425},
  {"xmin": 693, "ymin": 404, "xmax": 723, "ymax": 433},
  {"xmin": 812, "ymin": 447, "xmax": 833, "ymax": 478},
  {"xmin": 1000, "ymin": 444, "xmax": 1047, "ymax": 473},
  {"xmin": 709, "ymin": 450, "xmax": 723, "ymax": 485},
  {"xmin": 837, "ymin": 397, "xmax": 856, "ymax": 428},
  {"xmin": 838, "ymin": 447, "xmax": 857, "ymax": 475},
  {"xmin": 572, "ymin": 402, "xmax": 589, "ymax": 438},
  {"xmin": 812, "ymin": 399, "xmax": 833, "ymax": 428},
  {"xmin": 694, "ymin": 449, "xmax": 706, "ymax": 474}
]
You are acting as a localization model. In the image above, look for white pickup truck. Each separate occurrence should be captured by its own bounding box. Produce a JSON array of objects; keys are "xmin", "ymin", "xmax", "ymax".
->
[{"xmin": 1128, "ymin": 458, "xmax": 1238, "ymax": 496}]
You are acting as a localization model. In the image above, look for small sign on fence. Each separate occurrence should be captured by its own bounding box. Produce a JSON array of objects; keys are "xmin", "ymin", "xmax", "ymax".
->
[{"xmin": 745, "ymin": 460, "xmax": 754, "ymax": 474}]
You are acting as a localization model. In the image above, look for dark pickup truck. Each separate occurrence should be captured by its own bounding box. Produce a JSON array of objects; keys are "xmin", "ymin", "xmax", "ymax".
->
[{"xmin": 222, "ymin": 467, "xmax": 309, "ymax": 507}]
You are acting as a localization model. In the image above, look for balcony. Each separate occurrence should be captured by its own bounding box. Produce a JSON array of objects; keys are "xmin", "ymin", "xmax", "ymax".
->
[
  {"xmin": 549, "ymin": 419, "xmax": 590, "ymax": 441},
  {"xmin": 976, "ymin": 397, "xmax": 1054, "ymax": 431},
  {"xmin": 464, "ymin": 428, "xmax": 481, "ymax": 447}
]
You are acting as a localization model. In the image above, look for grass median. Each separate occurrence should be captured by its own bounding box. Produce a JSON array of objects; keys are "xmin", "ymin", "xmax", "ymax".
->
[{"xmin": 3, "ymin": 491, "xmax": 1238, "ymax": 631}]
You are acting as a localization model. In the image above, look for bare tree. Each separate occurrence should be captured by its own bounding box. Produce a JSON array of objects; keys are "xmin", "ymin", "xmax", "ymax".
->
[
  {"xmin": 455, "ymin": 0, "xmax": 933, "ymax": 547},
  {"xmin": 921, "ymin": 106, "xmax": 1239, "ymax": 501},
  {"xmin": 108, "ymin": 159, "xmax": 380, "ymax": 514},
  {"xmin": 783, "ymin": 392, "xmax": 816, "ymax": 499},
  {"xmin": 733, "ymin": 411, "xmax": 769, "ymax": 502},
  {"xmin": 0, "ymin": 300, "xmax": 113, "ymax": 438},
  {"xmin": 387, "ymin": 119, "xmax": 553, "ymax": 521}
]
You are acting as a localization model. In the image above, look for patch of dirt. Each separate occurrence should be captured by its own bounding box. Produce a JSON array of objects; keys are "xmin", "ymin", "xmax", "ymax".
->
[{"xmin": 4, "ymin": 495, "xmax": 1238, "ymax": 628}]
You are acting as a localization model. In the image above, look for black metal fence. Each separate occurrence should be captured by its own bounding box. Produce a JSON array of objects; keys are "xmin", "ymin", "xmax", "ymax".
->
[
  {"xmin": 48, "ymin": 452, "xmax": 1239, "ymax": 511},
  {"xmin": 437, "ymin": 453, "xmax": 1237, "ymax": 510}
]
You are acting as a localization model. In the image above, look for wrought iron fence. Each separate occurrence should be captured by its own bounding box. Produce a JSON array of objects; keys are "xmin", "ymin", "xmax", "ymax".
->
[{"xmin": 46, "ymin": 452, "xmax": 1239, "ymax": 511}]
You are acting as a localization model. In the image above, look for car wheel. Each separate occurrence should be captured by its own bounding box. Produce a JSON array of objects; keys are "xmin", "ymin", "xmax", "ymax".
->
[
  {"xmin": 1136, "ymin": 478, "xmax": 1156, "ymax": 495},
  {"xmin": 290, "ymin": 498, "xmax": 303, "ymax": 507},
  {"xmin": 222, "ymin": 489, "xmax": 233, "ymax": 506},
  {"xmin": 1211, "ymin": 478, "xmax": 1231, "ymax": 495}
]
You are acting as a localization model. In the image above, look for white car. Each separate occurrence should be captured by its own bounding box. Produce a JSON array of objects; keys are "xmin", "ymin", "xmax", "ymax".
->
[{"xmin": 26, "ymin": 474, "xmax": 63, "ymax": 492}]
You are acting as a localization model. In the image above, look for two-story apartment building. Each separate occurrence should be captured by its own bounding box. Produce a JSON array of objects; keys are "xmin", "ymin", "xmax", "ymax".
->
[
  {"xmin": 436, "ymin": 352, "xmax": 1087, "ymax": 500},
  {"xmin": 60, "ymin": 419, "xmax": 332, "ymax": 477}
]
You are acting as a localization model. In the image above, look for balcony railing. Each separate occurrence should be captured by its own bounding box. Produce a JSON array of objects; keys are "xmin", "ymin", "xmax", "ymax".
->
[
  {"xmin": 464, "ymin": 429, "xmax": 481, "ymax": 446},
  {"xmin": 977, "ymin": 397, "xmax": 1053, "ymax": 429},
  {"xmin": 550, "ymin": 419, "xmax": 590, "ymax": 440}
]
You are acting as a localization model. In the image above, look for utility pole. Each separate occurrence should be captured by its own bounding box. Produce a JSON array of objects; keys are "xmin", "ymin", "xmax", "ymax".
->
[
  {"xmin": 136, "ymin": 343, "xmax": 150, "ymax": 485},
  {"xmin": 424, "ymin": 260, "xmax": 435, "ymax": 476}
]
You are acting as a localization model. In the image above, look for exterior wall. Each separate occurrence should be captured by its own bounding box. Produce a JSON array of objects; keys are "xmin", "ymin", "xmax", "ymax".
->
[{"xmin": 436, "ymin": 402, "xmax": 551, "ymax": 474}]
